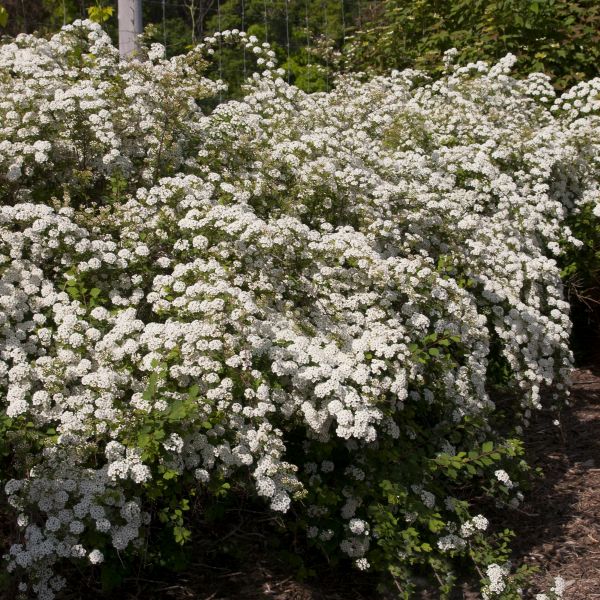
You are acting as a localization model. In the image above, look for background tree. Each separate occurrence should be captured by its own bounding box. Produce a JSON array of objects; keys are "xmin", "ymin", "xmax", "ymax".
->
[
  {"xmin": 196, "ymin": 0, "xmax": 351, "ymax": 94},
  {"xmin": 0, "ymin": 0, "xmax": 598, "ymax": 92},
  {"xmin": 346, "ymin": 0, "xmax": 600, "ymax": 90}
]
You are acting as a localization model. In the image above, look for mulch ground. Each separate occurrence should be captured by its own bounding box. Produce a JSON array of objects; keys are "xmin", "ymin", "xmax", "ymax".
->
[
  {"xmin": 2, "ymin": 365, "xmax": 599, "ymax": 599},
  {"xmin": 510, "ymin": 366, "xmax": 600, "ymax": 600}
]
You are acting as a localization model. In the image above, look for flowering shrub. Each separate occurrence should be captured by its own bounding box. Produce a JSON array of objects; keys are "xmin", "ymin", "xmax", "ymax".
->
[{"xmin": 1, "ymin": 21, "xmax": 599, "ymax": 599}]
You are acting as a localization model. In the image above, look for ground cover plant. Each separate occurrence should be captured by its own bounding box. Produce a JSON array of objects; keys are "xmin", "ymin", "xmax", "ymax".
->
[{"xmin": 0, "ymin": 20, "xmax": 599, "ymax": 600}]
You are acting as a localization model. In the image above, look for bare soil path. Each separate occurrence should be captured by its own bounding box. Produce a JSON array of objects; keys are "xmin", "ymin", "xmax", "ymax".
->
[{"xmin": 511, "ymin": 367, "xmax": 600, "ymax": 599}]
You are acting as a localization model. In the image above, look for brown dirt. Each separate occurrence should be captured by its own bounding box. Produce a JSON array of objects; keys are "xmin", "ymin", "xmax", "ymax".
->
[{"xmin": 510, "ymin": 366, "xmax": 600, "ymax": 600}]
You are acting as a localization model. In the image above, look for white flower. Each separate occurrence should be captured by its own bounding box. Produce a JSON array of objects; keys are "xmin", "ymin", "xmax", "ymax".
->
[
  {"xmin": 0, "ymin": 26, "xmax": 590, "ymax": 598},
  {"xmin": 494, "ymin": 469, "xmax": 514, "ymax": 488},
  {"xmin": 88, "ymin": 549, "xmax": 104, "ymax": 564},
  {"xmin": 437, "ymin": 534, "xmax": 467, "ymax": 552},
  {"xmin": 486, "ymin": 563, "xmax": 509, "ymax": 594},
  {"xmin": 320, "ymin": 460, "xmax": 334, "ymax": 473},
  {"xmin": 460, "ymin": 515, "xmax": 489, "ymax": 537},
  {"xmin": 551, "ymin": 576, "xmax": 566, "ymax": 598},
  {"xmin": 348, "ymin": 518, "xmax": 367, "ymax": 535}
]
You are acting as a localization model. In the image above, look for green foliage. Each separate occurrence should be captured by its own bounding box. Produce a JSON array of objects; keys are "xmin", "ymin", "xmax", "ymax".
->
[
  {"xmin": 348, "ymin": 0, "xmax": 600, "ymax": 89},
  {"xmin": 290, "ymin": 326, "xmax": 537, "ymax": 596},
  {"xmin": 4, "ymin": 0, "xmax": 598, "ymax": 95},
  {"xmin": 408, "ymin": 331, "xmax": 462, "ymax": 366},
  {"xmin": 1, "ymin": 0, "xmax": 97, "ymax": 37},
  {"xmin": 87, "ymin": 3, "xmax": 114, "ymax": 25},
  {"xmin": 0, "ymin": 5, "xmax": 8, "ymax": 28},
  {"xmin": 122, "ymin": 362, "xmax": 205, "ymax": 550},
  {"xmin": 172, "ymin": 0, "xmax": 355, "ymax": 96},
  {"xmin": 298, "ymin": 396, "xmax": 533, "ymax": 595},
  {"xmin": 61, "ymin": 268, "xmax": 106, "ymax": 312},
  {"xmin": 561, "ymin": 203, "xmax": 600, "ymax": 362}
]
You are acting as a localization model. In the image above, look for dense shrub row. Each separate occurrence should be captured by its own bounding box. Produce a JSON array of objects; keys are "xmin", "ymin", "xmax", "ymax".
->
[{"xmin": 0, "ymin": 21, "xmax": 599, "ymax": 599}]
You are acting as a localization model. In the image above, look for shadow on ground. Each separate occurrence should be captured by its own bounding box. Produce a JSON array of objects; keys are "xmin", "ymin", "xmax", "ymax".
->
[{"xmin": 509, "ymin": 365, "xmax": 600, "ymax": 600}]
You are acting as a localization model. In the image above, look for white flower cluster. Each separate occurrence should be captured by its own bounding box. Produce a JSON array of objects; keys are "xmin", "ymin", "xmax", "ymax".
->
[
  {"xmin": 535, "ymin": 576, "xmax": 566, "ymax": 600},
  {"xmin": 483, "ymin": 563, "xmax": 510, "ymax": 597},
  {"xmin": 494, "ymin": 469, "xmax": 514, "ymax": 489},
  {"xmin": 0, "ymin": 21, "xmax": 274, "ymax": 202},
  {"xmin": 460, "ymin": 514, "xmax": 489, "ymax": 538},
  {"xmin": 1, "ymin": 21, "xmax": 598, "ymax": 598},
  {"xmin": 437, "ymin": 534, "xmax": 467, "ymax": 553},
  {"xmin": 437, "ymin": 513, "xmax": 489, "ymax": 554}
]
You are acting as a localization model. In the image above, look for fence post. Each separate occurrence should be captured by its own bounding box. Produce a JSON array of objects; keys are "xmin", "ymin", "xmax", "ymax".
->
[{"xmin": 118, "ymin": 0, "xmax": 142, "ymax": 58}]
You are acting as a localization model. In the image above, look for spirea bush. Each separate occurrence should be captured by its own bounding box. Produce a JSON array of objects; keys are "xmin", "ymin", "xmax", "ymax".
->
[{"xmin": 1, "ymin": 21, "xmax": 599, "ymax": 600}]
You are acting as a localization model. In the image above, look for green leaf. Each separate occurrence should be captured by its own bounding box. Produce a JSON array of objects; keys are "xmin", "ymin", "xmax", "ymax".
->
[
  {"xmin": 143, "ymin": 372, "xmax": 159, "ymax": 401},
  {"xmin": 436, "ymin": 454, "xmax": 450, "ymax": 466},
  {"xmin": 87, "ymin": 5, "xmax": 114, "ymax": 24},
  {"xmin": 137, "ymin": 431, "xmax": 152, "ymax": 447},
  {"xmin": 428, "ymin": 518, "xmax": 444, "ymax": 533},
  {"xmin": 0, "ymin": 6, "xmax": 8, "ymax": 27},
  {"xmin": 168, "ymin": 399, "xmax": 187, "ymax": 421},
  {"xmin": 428, "ymin": 347, "xmax": 440, "ymax": 357},
  {"xmin": 173, "ymin": 526, "xmax": 191, "ymax": 545},
  {"xmin": 482, "ymin": 441, "xmax": 494, "ymax": 453}
]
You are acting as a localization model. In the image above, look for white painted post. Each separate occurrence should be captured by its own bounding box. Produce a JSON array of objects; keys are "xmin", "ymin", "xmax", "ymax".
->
[{"xmin": 118, "ymin": 0, "xmax": 143, "ymax": 59}]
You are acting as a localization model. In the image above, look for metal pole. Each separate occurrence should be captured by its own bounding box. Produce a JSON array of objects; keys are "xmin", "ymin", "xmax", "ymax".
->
[
  {"xmin": 284, "ymin": 0, "xmax": 290, "ymax": 83},
  {"xmin": 162, "ymin": 0, "xmax": 166, "ymax": 48},
  {"xmin": 118, "ymin": 0, "xmax": 143, "ymax": 59}
]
